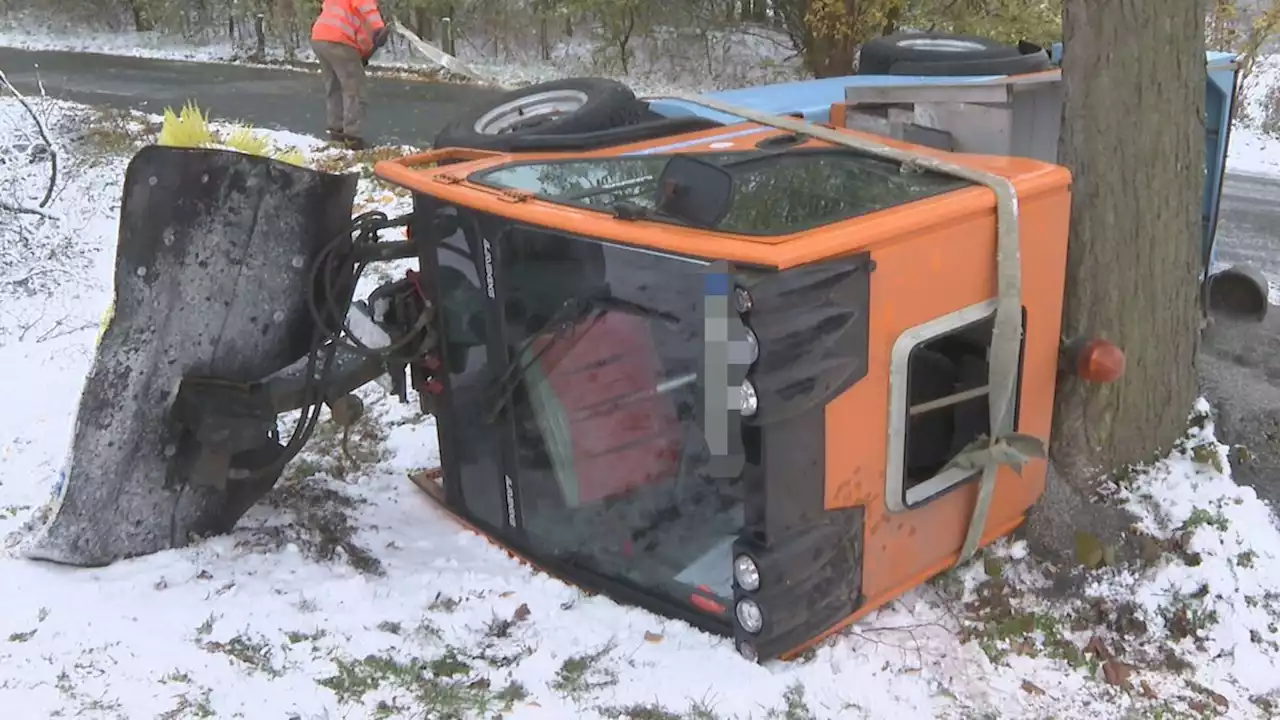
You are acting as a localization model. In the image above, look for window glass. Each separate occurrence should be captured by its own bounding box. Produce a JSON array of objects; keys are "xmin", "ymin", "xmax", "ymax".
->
[
  {"xmin": 452, "ymin": 216, "xmax": 746, "ymax": 607},
  {"xmin": 470, "ymin": 149, "xmax": 971, "ymax": 236}
]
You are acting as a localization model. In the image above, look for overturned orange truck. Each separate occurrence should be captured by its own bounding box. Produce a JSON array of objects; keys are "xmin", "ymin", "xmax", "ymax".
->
[{"xmin": 29, "ymin": 34, "xmax": 1246, "ymax": 664}]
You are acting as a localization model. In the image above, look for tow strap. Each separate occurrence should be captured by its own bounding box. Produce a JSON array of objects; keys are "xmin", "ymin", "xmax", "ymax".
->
[{"xmin": 642, "ymin": 94, "xmax": 1047, "ymax": 566}]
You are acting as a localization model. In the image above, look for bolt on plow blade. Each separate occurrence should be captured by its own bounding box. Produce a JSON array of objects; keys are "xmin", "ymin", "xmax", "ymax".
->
[{"xmin": 24, "ymin": 146, "xmax": 359, "ymax": 567}]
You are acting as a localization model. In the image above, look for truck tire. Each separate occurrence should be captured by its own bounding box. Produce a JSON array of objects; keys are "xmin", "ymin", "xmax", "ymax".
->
[
  {"xmin": 433, "ymin": 77, "xmax": 648, "ymax": 152},
  {"xmin": 857, "ymin": 32, "xmax": 1052, "ymax": 77}
]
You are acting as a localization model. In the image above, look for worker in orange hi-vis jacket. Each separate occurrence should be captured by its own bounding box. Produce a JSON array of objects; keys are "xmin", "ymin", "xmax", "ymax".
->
[{"xmin": 310, "ymin": 0, "xmax": 389, "ymax": 150}]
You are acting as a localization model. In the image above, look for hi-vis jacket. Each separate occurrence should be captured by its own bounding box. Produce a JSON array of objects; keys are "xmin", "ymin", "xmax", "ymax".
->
[{"xmin": 311, "ymin": 0, "xmax": 385, "ymax": 56}]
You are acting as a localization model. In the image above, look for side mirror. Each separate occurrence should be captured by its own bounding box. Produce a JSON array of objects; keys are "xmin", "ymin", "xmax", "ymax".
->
[{"xmin": 654, "ymin": 155, "xmax": 733, "ymax": 228}]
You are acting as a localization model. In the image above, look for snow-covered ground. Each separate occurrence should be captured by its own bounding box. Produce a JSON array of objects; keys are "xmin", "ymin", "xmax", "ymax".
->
[
  {"xmin": 1, "ymin": 94, "xmax": 1279, "ymax": 718},
  {"xmin": 1228, "ymin": 54, "xmax": 1280, "ymax": 178}
]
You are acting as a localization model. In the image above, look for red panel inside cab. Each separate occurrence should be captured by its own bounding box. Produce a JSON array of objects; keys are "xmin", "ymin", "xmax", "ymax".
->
[{"xmin": 524, "ymin": 311, "xmax": 683, "ymax": 506}]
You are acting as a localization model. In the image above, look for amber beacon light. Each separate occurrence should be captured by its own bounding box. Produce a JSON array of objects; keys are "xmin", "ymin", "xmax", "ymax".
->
[{"xmin": 1061, "ymin": 337, "xmax": 1126, "ymax": 384}]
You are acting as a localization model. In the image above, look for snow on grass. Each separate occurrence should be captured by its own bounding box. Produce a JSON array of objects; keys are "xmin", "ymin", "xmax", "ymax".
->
[
  {"xmin": 0, "ymin": 9, "xmax": 444, "ymax": 76},
  {"xmin": 1228, "ymin": 53, "xmax": 1280, "ymax": 179},
  {"xmin": 5, "ymin": 10, "xmax": 1280, "ymax": 181},
  {"xmin": 2, "ymin": 98, "xmax": 1280, "ymax": 719},
  {"xmin": 0, "ymin": 12, "xmax": 804, "ymax": 95}
]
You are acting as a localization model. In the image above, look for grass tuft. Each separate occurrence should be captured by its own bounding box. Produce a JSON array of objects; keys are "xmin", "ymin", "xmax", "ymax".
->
[{"xmin": 157, "ymin": 101, "xmax": 214, "ymax": 148}]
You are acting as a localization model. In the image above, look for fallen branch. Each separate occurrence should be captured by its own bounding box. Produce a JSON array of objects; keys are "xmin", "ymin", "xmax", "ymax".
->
[
  {"xmin": 0, "ymin": 66, "xmax": 58, "ymax": 210},
  {"xmin": 0, "ymin": 199, "xmax": 58, "ymax": 220},
  {"xmin": 388, "ymin": 20, "xmax": 494, "ymax": 85}
]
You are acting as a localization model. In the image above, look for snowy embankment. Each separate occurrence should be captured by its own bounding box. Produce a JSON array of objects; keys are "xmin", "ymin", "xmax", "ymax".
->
[
  {"xmin": 0, "ymin": 91, "xmax": 1279, "ymax": 719},
  {"xmin": 3, "ymin": 16, "xmax": 1280, "ymax": 175},
  {"xmin": 1228, "ymin": 54, "xmax": 1280, "ymax": 179},
  {"xmin": 0, "ymin": 12, "xmax": 805, "ymax": 96}
]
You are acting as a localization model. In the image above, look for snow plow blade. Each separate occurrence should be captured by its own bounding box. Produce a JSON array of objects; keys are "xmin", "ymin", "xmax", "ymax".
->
[{"xmin": 24, "ymin": 146, "xmax": 360, "ymax": 567}]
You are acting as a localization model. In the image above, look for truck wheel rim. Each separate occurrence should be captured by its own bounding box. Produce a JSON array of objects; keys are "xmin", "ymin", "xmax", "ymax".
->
[
  {"xmin": 896, "ymin": 38, "xmax": 988, "ymax": 53},
  {"xmin": 473, "ymin": 90, "xmax": 590, "ymax": 135}
]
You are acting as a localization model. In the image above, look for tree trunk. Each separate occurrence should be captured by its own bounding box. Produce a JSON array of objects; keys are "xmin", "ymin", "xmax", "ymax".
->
[
  {"xmin": 802, "ymin": 28, "xmax": 857, "ymax": 78},
  {"xmin": 1033, "ymin": 0, "xmax": 1206, "ymax": 559},
  {"xmin": 415, "ymin": 8, "xmax": 433, "ymax": 46},
  {"xmin": 128, "ymin": 0, "xmax": 155, "ymax": 31}
]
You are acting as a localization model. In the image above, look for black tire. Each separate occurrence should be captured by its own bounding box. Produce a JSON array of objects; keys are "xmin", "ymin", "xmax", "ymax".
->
[
  {"xmin": 433, "ymin": 77, "xmax": 646, "ymax": 152},
  {"xmin": 857, "ymin": 32, "xmax": 1051, "ymax": 77}
]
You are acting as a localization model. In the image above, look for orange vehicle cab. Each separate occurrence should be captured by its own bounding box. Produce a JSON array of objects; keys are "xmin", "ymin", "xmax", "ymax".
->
[{"xmin": 366, "ymin": 86, "xmax": 1083, "ymax": 664}]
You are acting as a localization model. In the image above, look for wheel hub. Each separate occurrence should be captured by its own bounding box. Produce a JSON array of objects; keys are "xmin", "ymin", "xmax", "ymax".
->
[{"xmin": 472, "ymin": 89, "xmax": 590, "ymax": 135}]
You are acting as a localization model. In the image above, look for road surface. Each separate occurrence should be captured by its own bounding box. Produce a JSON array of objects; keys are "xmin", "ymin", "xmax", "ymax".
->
[
  {"xmin": 1215, "ymin": 171, "xmax": 1280, "ymax": 291},
  {"xmin": 1, "ymin": 44, "xmax": 1278, "ymax": 505},
  {"xmin": 0, "ymin": 46, "xmax": 504, "ymax": 145}
]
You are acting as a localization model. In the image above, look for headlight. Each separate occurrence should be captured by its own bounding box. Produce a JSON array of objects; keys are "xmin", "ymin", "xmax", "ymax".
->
[
  {"xmin": 736, "ymin": 598, "xmax": 764, "ymax": 634},
  {"xmin": 733, "ymin": 554, "xmax": 760, "ymax": 591},
  {"xmin": 737, "ymin": 641, "xmax": 759, "ymax": 663},
  {"xmin": 740, "ymin": 379, "xmax": 758, "ymax": 417}
]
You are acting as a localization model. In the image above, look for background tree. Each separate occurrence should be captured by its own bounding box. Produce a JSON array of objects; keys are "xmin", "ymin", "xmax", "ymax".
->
[
  {"xmin": 772, "ymin": 0, "xmax": 899, "ymax": 77},
  {"xmin": 1207, "ymin": 0, "xmax": 1280, "ymax": 125},
  {"xmin": 1026, "ymin": 0, "xmax": 1208, "ymax": 562},
  {"xmin": 900, "ymin": 0, "xmax": 1060, "ymax": 48}
]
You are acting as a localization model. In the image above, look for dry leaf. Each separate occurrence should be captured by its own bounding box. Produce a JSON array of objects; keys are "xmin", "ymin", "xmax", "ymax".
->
[
  {"xmin": 512, "ymin": 603, "xmax": 531, "ymax": 622},
  {"xmin": 1075, "ymin": 532, "xmax": 1106, "ymax": 569},
  {"xmin": 500, "ymin": 591, "xmax": 515, "ymax": 598},
  {"xmin": 1101, "ymin": 659, "xmax": 1132, "ymax": 687},
  {"xmin": 644, "ymin": 631, "xmax": 664, "ymax": 643},
  {"xmin": 1020, "ymin": 680, "xmax": 1045, "ymax": 696},
  {"xmin": 1084, "ymin": 635, "xmax": 1112, "ymax": 660},
  {"xmin": 1140, "ymin": 680, "xmax": 1158, "ymax": 699},
  {"xmin": 1201, "ymin": 687, "xmax": 1229, "ymax": 709}
]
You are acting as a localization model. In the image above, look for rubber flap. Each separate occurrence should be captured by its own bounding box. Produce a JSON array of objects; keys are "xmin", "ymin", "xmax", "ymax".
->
[{"xmin": 24, "ymin": 146, "xmax": 358, "ymax": 566}]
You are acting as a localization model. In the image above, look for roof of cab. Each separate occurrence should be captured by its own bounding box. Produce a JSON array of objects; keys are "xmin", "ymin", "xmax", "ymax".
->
[{"xmin": 374, "ymin": 122, "xmax": 1070, "ymax": 270}]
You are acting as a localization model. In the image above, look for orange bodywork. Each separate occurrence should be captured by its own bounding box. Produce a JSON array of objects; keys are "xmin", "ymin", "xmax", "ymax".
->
[{"xmin": 375, "ymin": 120, "xmax": 1072, "ymax": 659}]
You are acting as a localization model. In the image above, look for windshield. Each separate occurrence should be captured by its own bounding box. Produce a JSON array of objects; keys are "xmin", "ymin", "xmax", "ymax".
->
[
  {"xmin": 433, "ymin": 206, "xmax": 742, "ymax": 611},
  {"xmin": 469, "ymin": 148, "xmax": 972, "ymax": 235}
]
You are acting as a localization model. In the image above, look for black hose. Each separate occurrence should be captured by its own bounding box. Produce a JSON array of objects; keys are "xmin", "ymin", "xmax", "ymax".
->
[{"xmin": 238, "ymin": 210, "xmax": 421, "ymax": 479}]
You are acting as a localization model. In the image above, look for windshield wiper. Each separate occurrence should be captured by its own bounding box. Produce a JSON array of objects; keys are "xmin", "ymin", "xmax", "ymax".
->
[{"xmin": 483, "ymin": 293, "xmax": 676, "ymax": 423}]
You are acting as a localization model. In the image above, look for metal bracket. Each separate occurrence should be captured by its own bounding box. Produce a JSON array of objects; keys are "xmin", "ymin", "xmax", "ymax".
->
[
  {"xmin": 498, "ymin": 189, "xmax": 533, "ymax": 203},
  {"xmin": 164, "ymin": 378, "xmax": 279, "ymax": 491}
]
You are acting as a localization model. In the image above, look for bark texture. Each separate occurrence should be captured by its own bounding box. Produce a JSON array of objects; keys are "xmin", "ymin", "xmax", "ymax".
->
[{"xmin": 1038, "ymin": 0, "xmax": 1206, "ymax": 553}]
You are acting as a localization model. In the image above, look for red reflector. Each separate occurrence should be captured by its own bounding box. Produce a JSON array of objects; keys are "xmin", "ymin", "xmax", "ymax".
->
[
  {"xmin": 1077, "ymin": 339, "xmax": 1125, "ymax": 383},
  {"xmin": 689, "ymin": 593, "xmax": 725, "ymax": 615}
]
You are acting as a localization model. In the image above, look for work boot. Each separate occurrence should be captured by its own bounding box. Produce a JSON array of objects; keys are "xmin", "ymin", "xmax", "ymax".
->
[
  {"xmin": 326, "ymin": 128, "xmax": 344, "ymax": 142},
  {"xmin": 342, "ymin": 135, "xmax": 369, "ymax": 151}
]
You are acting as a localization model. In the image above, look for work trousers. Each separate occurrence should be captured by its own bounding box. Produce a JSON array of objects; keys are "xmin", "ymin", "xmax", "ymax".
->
[{"xmin": 312, "ymin": 39, "xmax": 367, "ymax": 137}]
